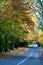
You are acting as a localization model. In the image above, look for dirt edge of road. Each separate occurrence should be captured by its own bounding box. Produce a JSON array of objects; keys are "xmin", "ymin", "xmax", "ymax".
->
[{"xmin": 0, "ymin": 47, "xmax": 28, "ymax": 60}]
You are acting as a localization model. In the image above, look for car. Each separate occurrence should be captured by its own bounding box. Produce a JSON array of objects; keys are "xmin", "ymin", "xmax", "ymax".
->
[{"xmin": 31, "ymin": 44, "xmax": 38, "ymax": 48}]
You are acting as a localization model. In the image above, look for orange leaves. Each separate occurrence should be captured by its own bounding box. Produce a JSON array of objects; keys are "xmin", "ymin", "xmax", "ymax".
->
[
  {"xmin": 2, "ymin": 9, "xmax": 12, "ymax": 19},
  {"xmin": 14, "ymin": 0, "xmax": 22, "ymax": 5},
  {"xmin": 22, "ymin": 14, "xmax": 34, "ymax": 28},
  {"xmin": 13, "ymin": 0, "xmax": 35, "ymax": 30},
  {"xmin": 1, "ymin": 0, "xmax": 35, "ymax": 30}
]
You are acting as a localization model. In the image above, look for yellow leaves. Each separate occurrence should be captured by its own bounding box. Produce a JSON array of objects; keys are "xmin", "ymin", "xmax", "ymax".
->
[
  {"xmin": 38, "ymin": 37, "xmax": 43, "ymax": 44},
  {"xmin": 31, "ymin": 15, "xmax": 37, "ymax": 22},
  {"xmin": 38, "ymin": 30, "xmax": 43, "ymax": 37},
  {"xmin": 26, "ymin": 30, "xmax": 35, "ymax": 41},
  {"xmin": 38, "ymin": 30, "xmax": 43, "ymax": 44},
  {"xmin": 25, "ymin": 9, "xmax": 32, "ymax": 14}
]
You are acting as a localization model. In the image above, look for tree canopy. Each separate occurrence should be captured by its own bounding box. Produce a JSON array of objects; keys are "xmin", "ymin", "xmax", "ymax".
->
[{"xmin": 0, "ymin": 0, "xmax": 43, "ymax": 52}]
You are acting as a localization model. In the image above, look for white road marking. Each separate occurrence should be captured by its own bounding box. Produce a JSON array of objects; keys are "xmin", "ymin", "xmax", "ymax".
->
[{"xmin": 17, "ymin": 52, "xmax": 33, "ymax": 65}]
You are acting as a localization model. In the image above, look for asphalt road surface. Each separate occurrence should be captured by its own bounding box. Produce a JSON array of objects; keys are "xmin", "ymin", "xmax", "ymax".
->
[{"xmin": 0, "ymin": 48, "xmax": 43, "ymax": 65}]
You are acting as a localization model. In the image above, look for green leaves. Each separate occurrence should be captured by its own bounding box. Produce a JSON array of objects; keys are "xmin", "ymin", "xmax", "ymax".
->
[{"xmin": 37, "ymin": 22, "xmax": 43, "ymax": 31}]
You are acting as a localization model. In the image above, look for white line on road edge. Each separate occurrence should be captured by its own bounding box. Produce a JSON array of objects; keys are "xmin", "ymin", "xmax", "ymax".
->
[{"xmin": 17, "ymin": 52, "xmax": 33, "ymax": 65}]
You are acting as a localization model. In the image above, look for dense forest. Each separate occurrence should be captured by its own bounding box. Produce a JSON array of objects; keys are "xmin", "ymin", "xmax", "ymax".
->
[{"xmin": 0, "ymin": 0, "xmax": 43, "ymax": 53}]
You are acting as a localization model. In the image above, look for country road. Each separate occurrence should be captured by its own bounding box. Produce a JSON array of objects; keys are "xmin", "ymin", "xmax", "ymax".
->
[{"xmin": 0, "ymin": 48, "xmax": 43, "ymax": 65}]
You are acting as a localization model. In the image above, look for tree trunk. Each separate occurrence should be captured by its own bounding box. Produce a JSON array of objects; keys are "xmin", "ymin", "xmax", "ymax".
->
[{"xmin": 4, "ymin": 34, "xmax": 8, "ymax": 52}]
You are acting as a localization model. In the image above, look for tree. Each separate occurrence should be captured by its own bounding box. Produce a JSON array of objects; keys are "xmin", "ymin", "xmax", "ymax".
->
[
  {"xmin": 0, "ymin": 0, "xmax": 35, "ymax": 52},
  {"xmin": 38, "ymin": 30, "xmax": 43, "ymax": 44}
]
